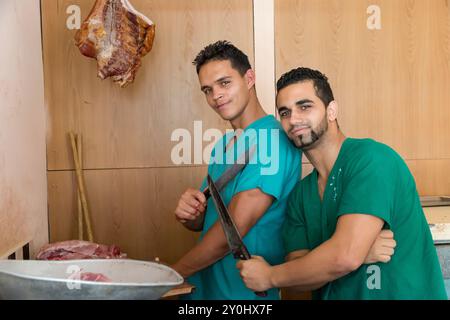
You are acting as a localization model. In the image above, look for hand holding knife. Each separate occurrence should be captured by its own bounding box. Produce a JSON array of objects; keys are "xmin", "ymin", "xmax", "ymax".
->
[{"xmin": 179, "ymin": 146, "xmax": 256, "ymax": 228}]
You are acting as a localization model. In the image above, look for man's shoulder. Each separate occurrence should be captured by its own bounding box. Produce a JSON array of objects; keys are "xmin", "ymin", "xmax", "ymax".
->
[
  {"xmin": 209, "ymin": 131, "xmax": 233, "ymax": 155},
  {"xmin": 243, "ymin": 117, "xmax": 301, "ymax": 161},
  {"xmin": 345, "ymin": 138, "xmax": 403, "ymax": 166},
  {"xmin": 258, "ymin": 117, "xmax": 300, "ymax": 155},
  {"xmin": 347, "ymin": 137, "xmax": 392, "ymax": 152}
]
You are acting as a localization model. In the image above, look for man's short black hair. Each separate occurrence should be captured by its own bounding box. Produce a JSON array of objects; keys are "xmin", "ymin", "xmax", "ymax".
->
[
  {"xmin": 193, "ymin": 40, "xmax": 252, "ymax": 76},
  {"xmin": 276, "ymin": 67, "xmax": 335, "ymax": 107}
]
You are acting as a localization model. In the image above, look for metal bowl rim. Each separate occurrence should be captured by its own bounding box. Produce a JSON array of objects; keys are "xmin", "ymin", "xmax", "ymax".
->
[{"xmin": 0, "ymin": 259, "xmax": 184, "ymax": 287}]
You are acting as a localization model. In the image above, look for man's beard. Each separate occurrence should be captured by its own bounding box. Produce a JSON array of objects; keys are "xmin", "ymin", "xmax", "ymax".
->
[{"xmin": 290, "ymin": 115, "xmax": 328, "ymax": 150}]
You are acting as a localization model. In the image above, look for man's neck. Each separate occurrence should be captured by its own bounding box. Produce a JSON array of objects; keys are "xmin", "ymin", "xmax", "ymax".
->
[
  {"xmin": 230, "ymin": 92, "xmax": 267, "ymax": 130},
  {"xmin": 304, "ymin": 127, "xmax": 346, "ymax": 183}
]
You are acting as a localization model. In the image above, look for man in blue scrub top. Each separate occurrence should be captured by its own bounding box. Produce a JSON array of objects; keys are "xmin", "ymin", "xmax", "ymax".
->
[{"xmin": 171, "ymin": 41, "xmax": 301, "ymax": 299}]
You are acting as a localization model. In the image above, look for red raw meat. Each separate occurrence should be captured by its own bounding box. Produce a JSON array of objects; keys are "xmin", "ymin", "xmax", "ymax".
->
[
  {"xmin": 36, "ymin": 240, "xmax": 127, "ymax": 260},
  {"xmin": 68, "ymin": 270, "xmax": 112, "ymax": 283},
  {"xmin": 79, "ymin": 272, "xmax": 111, "ymax": 282}
]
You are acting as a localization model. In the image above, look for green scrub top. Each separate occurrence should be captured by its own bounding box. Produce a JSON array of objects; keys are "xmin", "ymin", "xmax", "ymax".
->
[
  {"xmin": 184, "ymin": 115, "xmax": 301, "ymax": 300},
  {"xmin": 283, "ymin": 138, "xmax": 447, "ymax": 300}
]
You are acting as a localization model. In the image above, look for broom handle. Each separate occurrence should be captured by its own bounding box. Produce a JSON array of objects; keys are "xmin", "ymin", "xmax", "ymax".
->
[
  {"xmin": 70, "ymin": 132, "xmax": 94, "ymax": 242},
  {"xmin": 76, "ymin": 134, "xmax": 84, "ymax": 240}
]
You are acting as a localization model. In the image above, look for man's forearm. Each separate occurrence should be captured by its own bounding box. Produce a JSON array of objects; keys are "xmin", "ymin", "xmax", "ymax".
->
[
  {"xmin": 271, "ymin": 239, "xmax": 357, "ymax": 289},
  {"xmin": 284, "ymin": 252, "xmax": 328, "ymax": 291},
  {"xmin": 172, "ymin": 224, "xmax": 229, "ymax": 278},
  {"xmin": 270, "ymin": 214, "xmax": 383, "ymax": 290},
  {"xmin": 287, "ymin": 281, "xmax": 328, "ymax": 292}
]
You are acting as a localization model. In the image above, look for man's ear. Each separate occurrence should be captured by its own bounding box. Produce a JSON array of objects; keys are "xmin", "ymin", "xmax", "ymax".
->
[
  {"xmin": 327, "ymin": 101, "xmax": 338, "ymax": 121},
  {"xmin": 244, "ymin": 69, "xmax": 256, "ymax": 89}
]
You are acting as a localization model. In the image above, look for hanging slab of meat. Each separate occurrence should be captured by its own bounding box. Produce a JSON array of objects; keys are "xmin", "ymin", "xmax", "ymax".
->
[
  {"xmin": 36, "ymin": 240, "xmax": 127, "ymax": 260},
  {"xmin": 74, "ymin": 0, "xmax": 156, "ymax": 87}
]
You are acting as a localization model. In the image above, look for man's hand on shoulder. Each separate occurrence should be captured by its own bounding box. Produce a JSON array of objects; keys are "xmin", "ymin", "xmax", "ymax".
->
[{"xmin": 364, "ymin": 229, "xmax": 396, "ymax": 264}]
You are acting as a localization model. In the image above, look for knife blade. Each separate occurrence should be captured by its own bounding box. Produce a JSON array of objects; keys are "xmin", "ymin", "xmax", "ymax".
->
[
  {"xmin": 202, "ymin": 145, "xmax": 256, "ymax": 199},
  {"xmin": 180, "ymin": 146, "xmax": 257, "ymax": 228},
  {"xmin": 207, "ymin": 174, "xmax": 268, "ymax": 297}
]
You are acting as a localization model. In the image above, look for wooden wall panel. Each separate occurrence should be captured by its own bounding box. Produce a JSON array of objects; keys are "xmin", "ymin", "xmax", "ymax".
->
[
  {"xmin": 254, "ymin": 0, "xmax": 276, "ymax": 115},
  {"xmin": 41, "ymin": 0, "xmax": 254, "ymax": 170},
  {"xmin": 275, "ymin": 0, "xmax": 450, "ymax": 161},
  {"xmin": 48, "ymin": 166, "xmax": 207, "ymax": 263},
  {"xmin": 406, "ymin": 159, "xmax": 450, "ymax": 196}
]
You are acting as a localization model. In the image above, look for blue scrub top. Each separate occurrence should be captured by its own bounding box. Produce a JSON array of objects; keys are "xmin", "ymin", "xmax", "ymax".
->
[{"xmin": 184, "ymin": 115, "xmax": 301, "ymax": 300}]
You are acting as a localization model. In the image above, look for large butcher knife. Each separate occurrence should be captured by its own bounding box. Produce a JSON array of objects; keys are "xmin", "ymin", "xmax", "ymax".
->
[
  {"xmin": 202, "ymin": 145, "xmax": 256, "ymax": 199},
  {"xmin": 207, "ymin": 174, "xmax": 268, "ymax": 297}
]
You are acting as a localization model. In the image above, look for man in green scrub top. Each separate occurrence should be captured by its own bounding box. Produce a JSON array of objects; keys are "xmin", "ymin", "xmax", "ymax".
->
[
  {"xmin": 171, "ymin": 41, "xmax": 302, "ymax": 299},
  {"xmin": 237, "ymin": 67, "xmax": 447, "ymax": 299}
]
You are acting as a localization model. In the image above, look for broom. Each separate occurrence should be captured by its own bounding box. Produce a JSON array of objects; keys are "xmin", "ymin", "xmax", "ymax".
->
[{"xmin": 69, "ymin": 132, "xmax": 94, "ymax": 242}]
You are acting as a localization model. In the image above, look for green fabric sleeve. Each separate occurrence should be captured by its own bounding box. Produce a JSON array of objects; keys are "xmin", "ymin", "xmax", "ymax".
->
[
  {"xmin": 282, "ymin": 183, "xmax": 310, "ymax": 254},
  {"xmin": 337, "ymin": 147, "xmax": 395, "ymax": 227}
]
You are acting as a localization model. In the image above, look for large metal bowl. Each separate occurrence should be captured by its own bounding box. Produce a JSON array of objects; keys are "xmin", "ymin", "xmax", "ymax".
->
[{"xmin": 0, "ymin": 259, "xmax": 183, "ymax": 300}]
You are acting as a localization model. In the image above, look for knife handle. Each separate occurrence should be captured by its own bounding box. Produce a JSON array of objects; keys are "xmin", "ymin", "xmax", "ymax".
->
[
  {"xmin": 255, "ymin": 291, "xmax": 268, "ymax": 297},
  {"xmin": 202, "ymin": 187, "xmax": 211, "ymax": 200},
  {"xmin": 234, "ymin": 251, "xmax": 268, "ymax": 298}
]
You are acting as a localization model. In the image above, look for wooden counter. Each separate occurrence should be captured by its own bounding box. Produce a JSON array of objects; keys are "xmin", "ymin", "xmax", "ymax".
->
[
  {"xmin": 424, "ymin": 206, "xmax": 450, "ymax": 225},
  {"xmin": 161, "ymin": 282, "xmax": 195, "ymax": 299}
]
